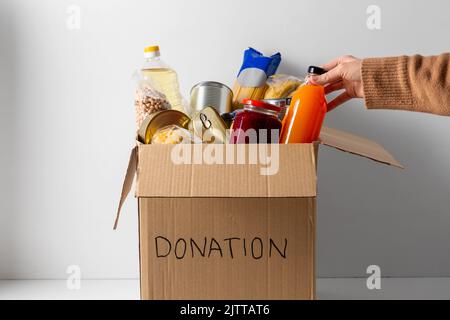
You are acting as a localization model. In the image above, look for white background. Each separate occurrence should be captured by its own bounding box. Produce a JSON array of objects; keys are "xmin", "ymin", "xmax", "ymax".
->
[{"xmin": 0, "ymin": 0, "xmax": 449, "ymax": 280}]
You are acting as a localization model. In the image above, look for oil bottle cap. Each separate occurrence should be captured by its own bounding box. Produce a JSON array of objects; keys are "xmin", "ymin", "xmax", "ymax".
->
[
  {"xmin": 144, "ymin": 45, "xmax": 160, "ymax": 58},
  {"xmin": 307, "ymin": 66, "xmax": 326, "ymax": 75}
]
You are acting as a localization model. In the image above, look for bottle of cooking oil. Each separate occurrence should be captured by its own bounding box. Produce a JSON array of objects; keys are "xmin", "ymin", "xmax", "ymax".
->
[{"xmin": 141, "ymin": 45, "xmax": 185, "ymax": 113}]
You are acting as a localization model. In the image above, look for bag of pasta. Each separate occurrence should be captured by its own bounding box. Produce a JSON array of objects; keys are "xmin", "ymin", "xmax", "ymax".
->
[
  {"xmin": 232, "ymin": 47, "xmax": 281, "ymax": 110},
  {"xmin": 264, "ymin": 74, "xmax": 303, "ymax": 99}
]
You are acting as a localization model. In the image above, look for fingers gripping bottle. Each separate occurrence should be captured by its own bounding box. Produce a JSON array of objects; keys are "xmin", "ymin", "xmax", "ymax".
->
[
  {"xmin": 280, "ymin": 66, "xmax": 327, "ymax": 143},
  {"xmin": 140, "ymin": 46, "xmax": 185, "ymax": 113}
]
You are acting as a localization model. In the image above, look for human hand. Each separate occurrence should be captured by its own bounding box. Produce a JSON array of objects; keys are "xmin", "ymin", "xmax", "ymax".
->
[{"xmin": 309, "ymin": 55, "xmax": 364, "ymax": 111}]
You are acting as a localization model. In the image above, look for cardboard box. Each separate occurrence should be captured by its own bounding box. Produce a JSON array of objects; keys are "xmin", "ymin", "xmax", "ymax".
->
[{"xmin": 114, "ymin": 127, "xmax": 402, "ymax": 300}]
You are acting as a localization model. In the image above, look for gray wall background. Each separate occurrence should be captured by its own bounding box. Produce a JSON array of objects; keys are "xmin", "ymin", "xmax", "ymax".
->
[{"xmin": 0, "ymin": 0, "xmax": 449, "ymax": 279}]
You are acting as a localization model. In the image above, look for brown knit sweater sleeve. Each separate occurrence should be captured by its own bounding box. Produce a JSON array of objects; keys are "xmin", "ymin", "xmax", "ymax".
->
[{"xmin": 361, "ymin": 53, "xmax": 450, "ymax": 115}]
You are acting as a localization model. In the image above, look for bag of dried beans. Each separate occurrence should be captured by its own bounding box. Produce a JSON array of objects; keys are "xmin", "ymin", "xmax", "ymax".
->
[{"xmin": 134, "ymin": 75, "xmax": 171, "ymax": 130}]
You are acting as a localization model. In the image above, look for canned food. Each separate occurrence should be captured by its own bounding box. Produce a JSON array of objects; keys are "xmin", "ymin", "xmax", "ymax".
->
[
  {"xmin": 262, "ymin": 98, "xmax": 291, "ymax": 121},
  {"xmin": 190, "ymin": 81, "xmax": 233, "ymax": 114},
  {"xmin": 189, "ymin": 106, "xmax": 228, "ymax": 144},
  {"xmin": 151, "ymin": 125, "xmax": 200, "ymax": 144},
  {"xmin": 138, "ymin": 110, "xmax": 191, "ymax": 144}
]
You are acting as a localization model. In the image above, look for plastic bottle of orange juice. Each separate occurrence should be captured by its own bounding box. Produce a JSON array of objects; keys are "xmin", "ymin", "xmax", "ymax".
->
[{"xmin": 280, "ymin": 66, "xmax": 327, "ymax": 143}]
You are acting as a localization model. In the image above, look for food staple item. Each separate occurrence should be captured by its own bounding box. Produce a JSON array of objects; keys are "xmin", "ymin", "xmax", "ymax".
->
[
  {"xmin": 189, "ymin": 106, "xmax": 228, "ymax": 144},
  {"xmin": 140, "ymin": 45, "xmax": 187, "ymax": 113},
  {"xmin": 138, "ymin": 110, "xmax": 191, "ymax": 144},
  {"xmin": 190, "ymin": 81, "xmax": 233, "ymax": 115},
  {"xmin": 232, "ymin": 85, "xmax": 268, "ymax": 109},
  {"xmin": 264, "ymin": 74, "xmax": 302, "ymax": 99},
  {"xmin": 135, "ymin": 81, "xmax": 170, "ymax": 130},
  {"xmin": 151, "ymin": 125, "xmax": 200, "ymax": 144},
  {"xmin": 230, "ymin": 99, "xmax": 282, "ymax": 144},
  {"xmin": 280, "ymin": 66, "xmax": 327, "ymax": 143},
  {"xmin": 232, "ymin": 48, "xmax": 281, "ymax": 110}
]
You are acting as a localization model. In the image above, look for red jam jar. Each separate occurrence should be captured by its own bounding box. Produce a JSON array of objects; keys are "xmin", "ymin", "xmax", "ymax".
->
[{"xmin": 230, "ymin": 99, "xmax": 282, "ymax": 144}]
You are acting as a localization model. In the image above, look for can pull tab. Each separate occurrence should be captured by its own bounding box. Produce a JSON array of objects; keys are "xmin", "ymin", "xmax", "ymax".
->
[{"xmin": 200, "ymin": 112, "xmax": 212, "ymax": 129}]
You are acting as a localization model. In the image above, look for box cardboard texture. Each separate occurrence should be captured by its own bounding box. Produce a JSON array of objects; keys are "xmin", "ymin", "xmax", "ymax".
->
[{"xmin": 114, "ymin": 126, "xmax": 403, "ymax": 300}]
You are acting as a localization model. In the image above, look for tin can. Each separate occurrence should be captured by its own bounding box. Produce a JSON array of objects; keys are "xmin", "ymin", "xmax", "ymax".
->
[
  {"xmin": 262, "ymin": 98, "xmax": 291, "ymax": 121},
  {"xmin": 190, "ymin": 81, "xmax": 233, "ymax": 114},
  {"xmin": 189, "ymin": 106, "xmax": 228, "ymax": 144},
  {"xmin": 138, "ymin": 110, "xmax": 191, "ymax": 144}
]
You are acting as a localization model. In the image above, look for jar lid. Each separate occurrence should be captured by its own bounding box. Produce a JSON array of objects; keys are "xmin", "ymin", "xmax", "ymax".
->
[
  {"xmin": 242, "ymin": 99, "xmax": 281, "ymax": 112},
  {"xmin": 262, "ymin": 98, "xmax": 288, "ymax": 108}
]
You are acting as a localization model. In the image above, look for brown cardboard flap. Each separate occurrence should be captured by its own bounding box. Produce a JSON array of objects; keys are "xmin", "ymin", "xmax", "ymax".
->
[
  {"xmin": 319, "ymin": 126, "xmax": 404, "ymax": 168},
  {"xmin": 113, "ymin": 146, "xmax": 138, "ymax": 230},
  {"xmin": 137, "ymin": 144, "xmax": 317, "ymax": 198}
]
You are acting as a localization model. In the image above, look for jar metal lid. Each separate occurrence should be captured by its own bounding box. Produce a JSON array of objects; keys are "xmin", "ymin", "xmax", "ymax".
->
[
  {"xmin": 242, "ymin": 99, "xmax": 281, "ymax": 113},
  {"xmin": 262, "ymin": 98, "xmax": 290, "ymax": 109}
]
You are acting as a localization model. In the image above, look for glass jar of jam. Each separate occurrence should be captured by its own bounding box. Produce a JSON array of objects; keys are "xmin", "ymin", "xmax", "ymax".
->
[{"xmin": 230, "ymin": 99, "xmax": 282, "ymax": 144}]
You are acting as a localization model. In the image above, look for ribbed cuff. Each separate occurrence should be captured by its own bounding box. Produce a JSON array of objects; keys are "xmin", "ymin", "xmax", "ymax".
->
[{"xmin": 362, "ymin": 56, "xmax": 415, "ymax": 110}]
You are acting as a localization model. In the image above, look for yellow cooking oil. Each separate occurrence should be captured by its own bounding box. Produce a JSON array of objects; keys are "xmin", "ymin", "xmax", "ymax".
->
[
  {"xmin": 141, "ymin": 68, "xmax": 184, "ymax": 112},
  {"xmin": 141, "ymin": 46, "xmax": 184, "ymax": 113}
]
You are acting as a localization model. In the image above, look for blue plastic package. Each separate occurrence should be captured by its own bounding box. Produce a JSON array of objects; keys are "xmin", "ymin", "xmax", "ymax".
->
[{"xmin": 236, "ymin": 48, "xmax": 282, "ymax": 87}]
